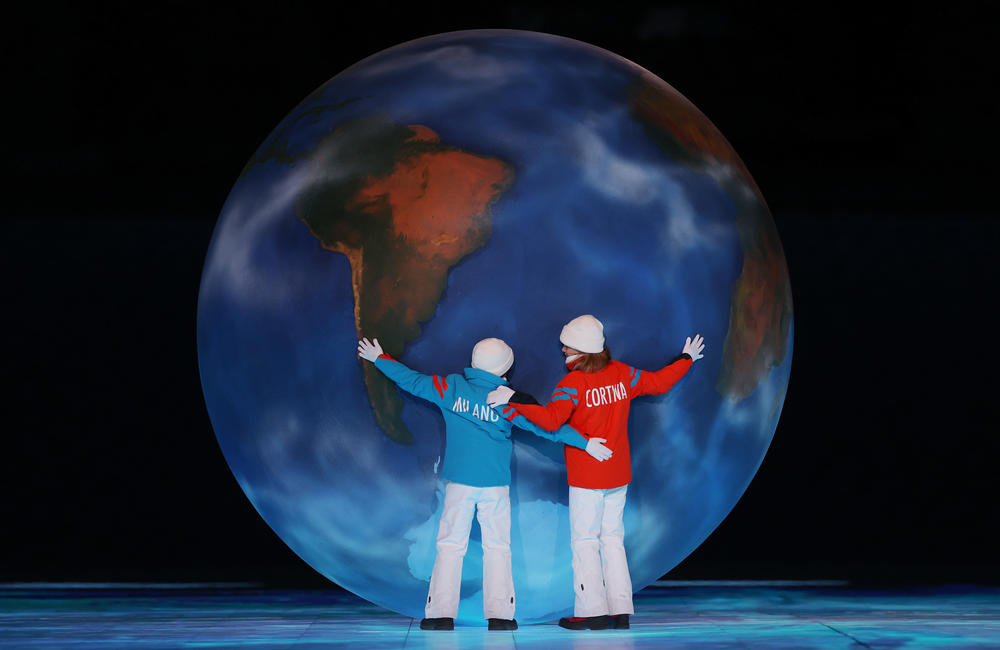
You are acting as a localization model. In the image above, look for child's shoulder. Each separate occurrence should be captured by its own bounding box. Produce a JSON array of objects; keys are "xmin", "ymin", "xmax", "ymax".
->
[{"xmin": 439, "ymin": 371, "xmax": 466, "ymax": 386}]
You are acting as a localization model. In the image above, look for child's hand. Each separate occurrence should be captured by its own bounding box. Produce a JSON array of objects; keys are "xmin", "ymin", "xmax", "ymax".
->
[
  {"xmin": 487, "ymin": 386, "xmax": 515, "ymax": 407},
  {"xmin": 585, "ymin": 437, "xmax": 613, "ymax": 462},
  {"xmin": 358, "ymin": 337, "xmax": 384, "ymax": 362},
  {"xmin": 683, "ymin": 334, "xmax": 705, "ymax": 361}
]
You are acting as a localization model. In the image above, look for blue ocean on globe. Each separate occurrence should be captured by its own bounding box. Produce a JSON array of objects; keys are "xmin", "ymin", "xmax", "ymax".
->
[{"xmin": 197, "ymin": 30, "xmax": 793, "ymax": 625}]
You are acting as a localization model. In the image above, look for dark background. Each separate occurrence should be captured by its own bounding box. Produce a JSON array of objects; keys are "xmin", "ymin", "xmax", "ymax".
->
[{"xmin": 5, "ymin": 3, "xmax": 997, "ymax": 587}]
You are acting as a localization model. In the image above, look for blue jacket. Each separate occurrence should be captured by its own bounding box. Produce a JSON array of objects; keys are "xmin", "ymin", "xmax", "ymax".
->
[{"xmin": 374, "ymin": 355, "xmax": 589, "ymax": 487}]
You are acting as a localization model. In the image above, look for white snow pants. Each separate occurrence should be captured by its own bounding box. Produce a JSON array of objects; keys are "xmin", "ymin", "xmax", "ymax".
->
[
  {"xmin": 569, "ymin": 484, "xmax": 634, "ymax": 617},
  {"xmin": 425, "ymin": 482, "xmax": 515, "ymax": 620}
]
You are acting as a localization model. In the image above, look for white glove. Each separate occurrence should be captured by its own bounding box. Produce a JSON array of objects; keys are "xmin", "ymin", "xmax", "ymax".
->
[
  {"xmin": 357, "ymin": 337, "xmax": 384, "ymax": 363},
  {"xmin": 682, "ymin": 334, "xmax": 705, "ymax": 361},
  {"xmin": 486, "ymin": 386, "xmax": 515, "ymax": 407},
  {"xmin": 585, "ymin": 437, "xmax": 613, "ymax": 462}
]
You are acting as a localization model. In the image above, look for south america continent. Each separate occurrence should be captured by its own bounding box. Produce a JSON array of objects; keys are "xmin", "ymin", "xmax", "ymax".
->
[{"xmin": 296, "ymin": 116, "xmax": 514, "ymax": 444}]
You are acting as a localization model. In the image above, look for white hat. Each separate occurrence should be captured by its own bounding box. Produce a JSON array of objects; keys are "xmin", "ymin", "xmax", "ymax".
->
[
  {"xmin": 471, "ymin": 338, "xmax": 514, "ymax": 376},
  {"xmin": 560, "ymin": 314, "xmax": 605, "ymax": 354}
]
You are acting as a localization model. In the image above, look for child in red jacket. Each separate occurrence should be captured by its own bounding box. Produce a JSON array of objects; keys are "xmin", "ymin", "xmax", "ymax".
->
[{"xmin": 487, "ymin": 315, "xmax": 704, "ymax": 630}]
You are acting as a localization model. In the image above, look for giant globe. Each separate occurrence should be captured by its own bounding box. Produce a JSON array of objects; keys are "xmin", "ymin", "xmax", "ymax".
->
[{"xmin": 197, "ymin": 30, "xmax": 792, "ymax": 624}]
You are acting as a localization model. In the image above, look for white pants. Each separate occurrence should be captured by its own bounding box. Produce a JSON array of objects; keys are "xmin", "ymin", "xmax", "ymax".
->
[
  {"xmin": 425, "ymin": 482, "xmax": 515, "ymax": 620},
  {"xmin": 569, "ymin": 484, "xmax": 634, "ymax": 617}
]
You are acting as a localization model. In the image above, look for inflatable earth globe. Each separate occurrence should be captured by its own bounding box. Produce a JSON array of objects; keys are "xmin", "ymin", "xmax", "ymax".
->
[{"xmin": 197, "ymin": 29, "xmax": 793, "ymax": 625}]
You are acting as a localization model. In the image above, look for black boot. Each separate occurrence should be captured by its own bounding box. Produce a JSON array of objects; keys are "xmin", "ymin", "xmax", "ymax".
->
[
  {"xmin": 558, "ymin": 615, "xmax": 611, "ymax": 630},
  {"xmin": 611, "ymin": 613, "xmax": 630, "ymax": 629},
  {"xmin": 419, "ymin": 617, "xmax": 454, "ymax": 630},
  {"xmin": 487, "ymin": 618, "xmax": 518, "ymax": 630}
]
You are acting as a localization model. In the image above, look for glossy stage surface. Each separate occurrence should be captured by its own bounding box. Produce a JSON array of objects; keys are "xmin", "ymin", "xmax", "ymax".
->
[{"xmin": 3, "ymin": 581, "xmax": 998, "ymax": 648}]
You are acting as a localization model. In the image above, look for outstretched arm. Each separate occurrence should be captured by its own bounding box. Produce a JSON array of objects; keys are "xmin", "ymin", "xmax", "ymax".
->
[
  {"xmin": 498, "ymin": 402, "xmax": 612, "ymax": 461},
  {"xmin": 357, "ymin": 337, "xmax": 453, "ymax": 406},
  {"xmin": 629, "ymin": 334, "xmax": 705, "ymax": 398},
  {"xmin": 488, "ymin": 383, "xmax": 577, "ymax": 431},
  {"xmin": 499, "ymin": 401, "xmax": 586, "ymax": 449}
]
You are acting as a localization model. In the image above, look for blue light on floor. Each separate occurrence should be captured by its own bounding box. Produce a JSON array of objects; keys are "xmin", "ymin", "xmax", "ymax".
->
[{"xmin": 2, "ymin": 582, "xmax": 999, "ymax": 648}]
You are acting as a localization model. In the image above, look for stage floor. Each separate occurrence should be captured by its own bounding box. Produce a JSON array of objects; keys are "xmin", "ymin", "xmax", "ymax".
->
[{"xmin": 2, "ymin": 581, "xmax": 999, "ymax": 648}]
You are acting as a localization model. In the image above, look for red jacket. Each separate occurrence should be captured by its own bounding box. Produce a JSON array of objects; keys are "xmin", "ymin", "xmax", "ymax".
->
[{"xmin": 503, "ymin": 356, "xmax": 692, "ymax": 489}]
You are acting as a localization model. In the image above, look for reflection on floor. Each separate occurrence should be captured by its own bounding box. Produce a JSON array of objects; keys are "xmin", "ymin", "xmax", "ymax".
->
[{"xmin": 2, "ymin": 581, "xmax": 999, "ymax": 648}]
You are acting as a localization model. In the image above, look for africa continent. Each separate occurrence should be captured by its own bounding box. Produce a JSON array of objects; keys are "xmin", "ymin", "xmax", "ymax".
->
[
  {"xmin": 296, "ymin": 116, "xmax": 514, "ymax": 444},
  {"xmin": 630, "ymin": 74, "xmax": 793, "ymax": 400}
]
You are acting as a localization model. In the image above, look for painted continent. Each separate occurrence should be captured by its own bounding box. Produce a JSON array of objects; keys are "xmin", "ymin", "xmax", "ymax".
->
[
  {"xmin": 296, "ymin": 116, "xmax": 514, "ymax": 443},
  {"xmin": 630, "ymin": 74, "xmax": 793, "ymax": 401}
]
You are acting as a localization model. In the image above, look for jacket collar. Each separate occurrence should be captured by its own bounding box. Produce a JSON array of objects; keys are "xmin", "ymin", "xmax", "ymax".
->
[{"xmin": 463, "ymin": 367, "xmax": 508, "ymax": 388}]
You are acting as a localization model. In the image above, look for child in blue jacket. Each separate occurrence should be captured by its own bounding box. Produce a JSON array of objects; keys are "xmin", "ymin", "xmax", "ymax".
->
[{"xmin": 357, "ymin": 336, "xmax": 612, "ymax": 630}]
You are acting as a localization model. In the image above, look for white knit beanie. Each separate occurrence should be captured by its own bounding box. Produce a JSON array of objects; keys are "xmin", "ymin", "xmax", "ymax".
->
[
  {"xmin": 560, "ymin": 314, "xmax": 605, "ymax": 354},
  {"xmin": 471, "ymin": 338, "xmax": 514, "ymax": 376}
]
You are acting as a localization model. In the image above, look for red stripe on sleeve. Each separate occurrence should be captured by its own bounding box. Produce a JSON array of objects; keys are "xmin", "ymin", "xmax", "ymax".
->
[{"xmin": 432, "ymin": 375, "xmax": 445, "ymax": 399}]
